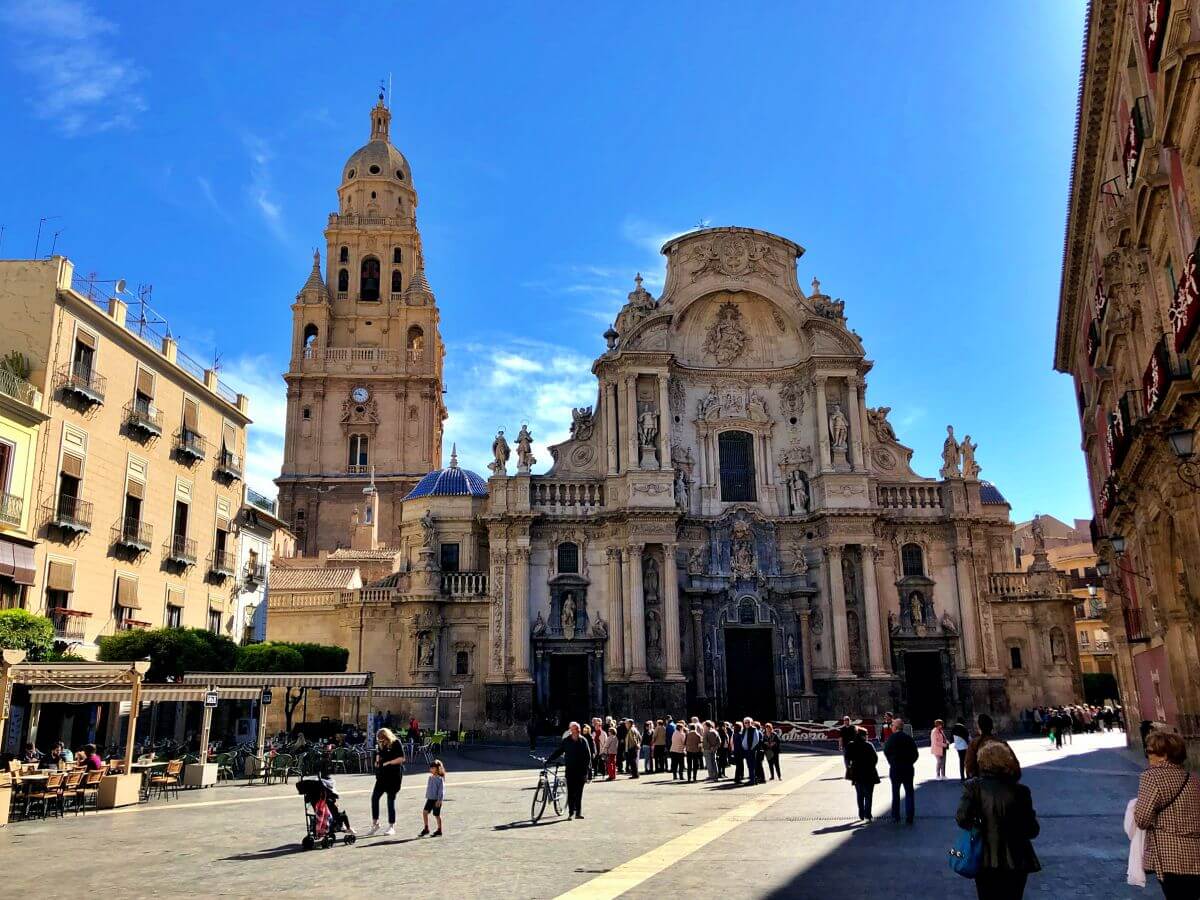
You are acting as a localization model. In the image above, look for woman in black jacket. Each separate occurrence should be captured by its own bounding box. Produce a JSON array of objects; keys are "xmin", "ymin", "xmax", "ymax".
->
[
  {"xmin": 956, "ymin": 741, "xmax": 1040, "ymax": 900},
  {"xmin": 844, "ymin": 728, "xmax": 880, "ymax": 821}
]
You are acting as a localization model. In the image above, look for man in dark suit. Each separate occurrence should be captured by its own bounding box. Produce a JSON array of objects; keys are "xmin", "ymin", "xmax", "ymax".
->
[
  {"xmin": 883, "ymin": 716, "xmax": 918, "ymax": 824},
  {"xmin": 741, "ymin": 717, "xmax": 762, "ymax": 786}
]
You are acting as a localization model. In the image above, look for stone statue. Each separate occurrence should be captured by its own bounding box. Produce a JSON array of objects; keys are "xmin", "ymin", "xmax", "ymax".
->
[
  {"xmin": 1050, "ymin": 627, "xmax": 1066, "ymax": 662},
  {"xmin": 730, "ymin": 519, "xmax": 756, "ymax": 579},
  {"xmin": 646, "ymin": 609, "xmax": 662, "ymax": 652},
  {"xmin": 570, "ymin": 406, "xmax": 595, "ymax": 441},
  {"xmin": 787, "ymin": 544, "xmax": 809, "ymax": 575},
  {"xmin": 747, "ymin": 393, "xmax": 768, "ymax": 421},
  {"xmin": 489, "ymin": 429, "xmax": 510, "ymax": 475},
  {"xmin": 867, "ymin": 406, "xmax": 897, "ymax": 443},
  {"xmin": 841, "ymin": 555, "xmax": 859, "ymax": 606},
  {"xmin": 561, "ymin": 594, "xmax": 577, "ymax": 640},
  {"xmin": 960, "ymin": 435, "xmax": 980, "ymax": 480},
  {"xmin": 516, "ymin": 423, "xmax": 536, "ymax": 473},
  {"xmin": 789, "ymin": 471, "xmax": 809, "ymax": 513},
  {"xmin": 940, "ymin": 425, "xmax": 961, "ymax": 478},
  {"xmin": 419, "ymin": 509, "xmax": 436, "ymax": 548},
  {"xmin": 591, "ymin": 614, "xmax": 608, "ymax": 638},
  {"xmin": 637, "ymin": 407, "xmax": 659, "ymax": 448},
  {"xmin": 697, "ymin": 385, "xmax": 721, "ymax": 422},
  {"xmin": 674, "ymin": 467, "xmax": 689, "ymax": 509},
  {"xmin": 687, "ymin": 546, "xmax": 706, "ymax": 576},
  {"xmin": 786, "ymin": 634, "xmax": 797, "ymax": 657},
  {"xmin": 703, "ymin": 301, "xmax": 748, "ymax": 366},
  {"xmin": 532, "ymin": 610, "xmax": 546, "ymax": 636},
  {"xmin": 828, "ymin": 403, "xmax": 849, "ymax": 450},
  {"xmin": 940, "ymin": 611, "xmax": 958, "ymax": 634},
  {"xmin": 418, "ymin": 632, "xmax": 435, "ymax": 667},
  {"xmin": 909, "ymin": 591, "xmax": 924, "ymax": 626},
  {"xmin": 887, "ymin": 609, "xmax": 899, "ymax": 633},
  {"xmin": 1031, "ymin": 514, "xmax": 1045, "ymax": 552},
  {"xmin": 643, "ymin": 557, "xmax": 660, "ymax": 605}
]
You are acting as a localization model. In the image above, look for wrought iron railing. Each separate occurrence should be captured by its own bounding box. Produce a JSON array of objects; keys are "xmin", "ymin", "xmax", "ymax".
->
[
  {"xmin": 216, "ymin": 449, "xmax": 243, "ymax": 480},
  {"xmin": 163, "ymin": 535, "xmax": 197, "ymax": 566},
  {"xmin": 1123, "ymin": 604, "xmax": 1149, "ymax": 642},
  {"xmin": 174, "ymin": 429, "xmax": 208, "ymax": 461},
  {"xmin": 208, "ymin": 549, "xmax": 237, "ymax": 577},
  {"xmin": 45, "ymin": 495, "xmax": 92, "ymax": 533},
  {"xmin": 49, "ymin": 608, "xmax": 90, "ymax": 641},
  {"xmin": 242, "ymin": 562, "xmax": 267, "ymax": 585},
  {"xmin": 0, "ymin": 492, "xmax": 22, "ymax": 527},
  {"xmin": 124, "ymin": 400, "xmax": 163, "ymax": 436},
  {"xmin": 112, "ymin": 517, "xmax": 152, "ymax": 552},
  {"xmin": 246, "ymin": 488, "xmax": 276, "ymax": 515},
  {"xmin": 0, "ymin": 368, "xmax": 41, "ymax": 408},
  {"xmin": 56, "ymin": 363, "xmax": 106, "ymax": 404}
]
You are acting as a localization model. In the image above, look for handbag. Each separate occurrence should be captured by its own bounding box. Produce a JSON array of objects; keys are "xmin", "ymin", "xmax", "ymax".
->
[{"xmin": 948, "ymin": 827, "xmax": 983, "ymax": 879}]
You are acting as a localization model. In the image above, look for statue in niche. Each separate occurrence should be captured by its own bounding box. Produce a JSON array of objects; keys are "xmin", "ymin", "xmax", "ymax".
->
[
  {"xmin": 940, "ymin": 611, "xmax": 958, "ymax": 634},
  {"xmin": 1050, "ymin": 627, "xmax": 1067, "ymax": 662},
  {"xmin": 940, "ymin": 425, "xmax": 961, "ymax": 478},
  {"xmin": 789, "ymin": 471, "xmax": 810, "ymax": 514},
  {"xmin": 828, "ymin": 403, "xmax": 849, "ymax": 450},
  {"xmin": 909, "ymin": 591, "xmax": 924, "ymax": 626},
  {"xmin": 730, "ymin": 519, "xmax": 756, "ymax": 579},
  {"xmin": 888, "ymin": 609, "xmax": 899, "ymax": 633},
  {"xmin": 960, "ymin": 435, "xmax": 980, "ymax": 480},
  {"xmin": 489, "ymin": 429, "xmax": 510, "ymax": 475},
  {"xmin": 674, "ymin": 466, "xmax": 689, "ymax": 509},
  {"xmin": 561, "ymin": 593, "xmax": 577, "ymax": 640},
  {"xmin": 516, "ymin": 423, "xmax": 536, "ymax": 472},
  {"xmin": 643, "ymin": 557, "xmax": 660, "ymax": 605},
  {"xmin": 591, "ymin": 615, "xmax": 608, "ymax": 638},
  {"xmin": 703, "ymin": 301, "xmax": 748, "ymax": 366},
  {"xmin": 419, "ymin": 509, "xmax": 436, "ymax": 548},
  {"xmin": 841, "ymin": 554, "xmax": 859, "ymax": 606},
  {"xmin": 637, "ymin": 407, "xmax": 659, "ymax": 449},
  {"xmin": 786, "ymin": 634, "xmax": 796, "ymax": 657},
  {"xmin": 847, "ymin": 611, "xmax": 862, "ymax": 662},
  {"xmin": 687, "ymin": 546, "xmax": 706, "ymax": 576},
  {"xmin": 646, "ymin": 609, "xmax": 662, "ymax": 655},
  {"xmin": 532, "ymin": 611, "xmax": 546, "ymax": 636},
  {"xmin": 418, "ymin": 632, "xmax": 435, "ymax": 667}
]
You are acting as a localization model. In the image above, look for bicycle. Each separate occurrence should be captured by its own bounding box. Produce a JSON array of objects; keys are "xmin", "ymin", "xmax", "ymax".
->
[{"xmin": 529, "ymin": 754, "xmax": 564, "ymax": 823}]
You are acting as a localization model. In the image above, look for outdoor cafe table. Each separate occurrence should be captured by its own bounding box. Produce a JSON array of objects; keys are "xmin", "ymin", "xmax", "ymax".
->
[
  {"xmin": 12, "ymin": 773, "xmax": 49, "ymax": 819},
  {"xmin": 128, "ymin": 761, "xmax": 168, "ymax": 800}
]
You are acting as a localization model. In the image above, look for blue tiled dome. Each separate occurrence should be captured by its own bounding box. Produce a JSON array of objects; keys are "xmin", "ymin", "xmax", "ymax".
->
[
  {"xmin": 979, "ymin": 481, "xmax": 1008, "ymax": 505},
  {"xmin": 404, "ymin": 447, "xmax": 488, "ymax": 500}
]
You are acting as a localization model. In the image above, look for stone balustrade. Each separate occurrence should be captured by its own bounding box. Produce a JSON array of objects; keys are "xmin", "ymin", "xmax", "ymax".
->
[
  {"xmin": 876, "ymin": 482, "xmax": 944, "ymax": 510},
  {"xmin": 442, "ymin": 571, "xmax": 488, "ymax": 597},
  {"xmin": 987, "ymin": 572, "xmax": 1031, "ymax": 597},
  {"xmin": 530, "ymin": 479, "xmax": 605, "ymax": 513}
]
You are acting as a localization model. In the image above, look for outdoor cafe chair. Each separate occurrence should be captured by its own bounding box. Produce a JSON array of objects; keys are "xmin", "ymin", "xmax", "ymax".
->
[
  {"xmin": 26, "ymin": 771, "xmax": 65, "ymax": 819},
  {"xmin": 77, "ymin": 770, "xmax": 103, "ymax": 813},
  {"xmin": 214, "ymin": 752, "xmax": 235, "ymax": 782},
  {"xmin": 149, "ymin": 759, "xmax": 183, "ymax": 801},
  {"xmin": 60, "ymin": 769, "xmax": 85, "ymax": 815}
]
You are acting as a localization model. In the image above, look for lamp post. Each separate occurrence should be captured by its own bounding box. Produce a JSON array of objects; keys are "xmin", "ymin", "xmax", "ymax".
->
[{"xmin": 1167, "ymin": 427, "xmax": 1200, "ymax": 490}]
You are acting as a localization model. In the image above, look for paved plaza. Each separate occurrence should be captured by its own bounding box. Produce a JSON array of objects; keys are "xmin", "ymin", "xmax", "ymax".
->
[{"xmin": 1, "ymin": 732, "xmax": 1143, "ymax": 898}]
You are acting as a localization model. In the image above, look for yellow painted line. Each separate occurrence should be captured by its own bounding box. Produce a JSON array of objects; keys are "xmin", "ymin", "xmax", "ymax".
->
[
  {"xmin": 83, "ymin": 773, "xmax": 530, "ymax": 818},
  {"xmin": 557, "ymin": 757, "xmax": 842, "ymax": 900}
]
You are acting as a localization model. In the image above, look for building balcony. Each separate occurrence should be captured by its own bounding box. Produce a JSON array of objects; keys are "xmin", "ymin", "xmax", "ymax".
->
[
  {"xmin": 1123, "ymin": 605, "xmax": 1150, "ymax": 642},
  {"xmin": 0, "ymin": 367, "xmax": 42, "ymax": 412},
  {"xmin": 876, "ymin": 482, "xmax": 944, "ymax": 511},
  {"xmin": 163, "ymin": 535, "xmax": 197, "ymax": 567},
  {"xmin": 346, "ymin": 464, "xmax": 371, "ymax": 475},
  {"xmin": 49, "ymin": 608, "xmax": 90, "ymax": 642},
  {"xmin": 55, "ymin": 363, "xmax": 105, "ymax": 406},
  {"xmin": 301, "ymin": 346, "xmax": 401, "ymax": 372},
  {"xmin": 208, "ymin": 549, "xmax": 237, "ymax": 578},
  {"xmin": 174, "ymin": 429, "xmax": 208, "ymax": 462},
  {"xmin": 112, "ymin": 517, "xmax": 152, "ymax": 553},
  {"xmin": 117, "ymin": 619, "xmax": 152, "ymax": 632},
  {"xmin": 124, "ymin": 400, "xmax": 163, "ymax": 437},
  {"xmin": 215, "ymin": 449, "xmax": 243, "ymax": 481},
  {"xmin": 0, "ymin": 492, "xmax": 22, "ymax": 528},
  {"xmin": 529, "ymin": 479, "xmax": 605, "ymax": 514},
  {"xmin": 242, "ymin": 562, "xmax": 267, "ymax": 585},
  {"xmin": 44, "ymin": 496, "xmax": 93, "ymax": 535},
  {"xmin": 441, "ymin": 571, "xmax": 488, "ymax": 597},
  {"xmin": 1093, "ymin": 640, "xmax": 1115, "ymax": 654},
  {"xmin": 245, "ymin": 488, "xmax": 276, "ymax": 516}
]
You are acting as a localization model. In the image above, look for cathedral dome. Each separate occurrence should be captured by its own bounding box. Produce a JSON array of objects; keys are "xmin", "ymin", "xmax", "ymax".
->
[
  {"xmin": 404, "ymin": 447, "xmax": 488, "ymax": 500},
  {"xmin": 341, "ymin": 95, "xmax": 412, "ymax": 185}
]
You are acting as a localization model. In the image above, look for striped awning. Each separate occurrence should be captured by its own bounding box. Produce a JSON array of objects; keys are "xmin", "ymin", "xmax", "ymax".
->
[
  {"xmin": 27, "ymin": 685, "xmax": 263, "ymax": 704},
  {"xmin": 181, "ymin": 672, "xmax": 372, "ymax": 689},
  {"xmin": 10, "ymin": 662, "xmax": 145, "ymax": 688},
  {"xmin": 320, "ymin": 687, "xmax": 461, "ymax": 700}
]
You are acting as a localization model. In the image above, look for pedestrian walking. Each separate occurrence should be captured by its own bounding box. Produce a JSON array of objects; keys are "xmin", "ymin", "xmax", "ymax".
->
[
  {"xmin": 1133, "ymin": 730, "xmax": 1200, "ymax": 899},
  {"xmin": 624, "ymin": 720, "xmax": 641, "ymax": 779},
  {"xmin": 845, "ymin": 727, "xmax": 880, "ymax": 821},
  {"xmin": 685, "ymin": 723, "xmax": 703, "ymax": 782},
  {"xmin": 703, "ymin": 720, "xmax": 721, "ymax": 781},
  {"xmin": 418, "ymin": 759, "xmax": 445, "ymax": 837},
  {"xmin": 883, "ymin": 716, "xmax": 918, "ymax": 824},
  {"xmin": 365, "ymin": 727, "xmax": 405, "ymax": 837},
  {"xmin": 605, "ymin": 726, "xmax": 618, "ymax": 780},
  {"xmin": 732, "ymin": 721, "xmax": 746, "ymax": 783},
  {"xmin": 931, "ymin": 718, "xmax": 949, "ymax": 780},
  {"xmin": 956, "ymin": 741, "xmax": 1040, "ymax": 899},
  {"xmin": 838, "ymin": 715, "xmax": 857, "ymax": 775},
  {"xmin": 642, "ymin": 720, "xmax": 655, "ymax": 774},
  {"xmin": 952, "ymin": 720, "xmax": 970, "ymax": 781},
  {"xmin": 763, "ymin": 723, "xmax": 782, "ymax": 781},
  {"xmin": 670, "ymin": 719, "xmax": 687, "ymax": 780},
  {"xmin": 615, "ymin": 719, "xmax": 628, "ymax": 773},
  {"xmin": 546, "ymin": 721, "xmax": 592, "ymax": 820},
  {"xmin": 965, "ymin": 715, "xmax": 1020, "ymax": 781},
  {"xmin": 718, "ymin": 721, "xmax": 731, "ymax": 776},
  {"xmin": 741, "ymin": 718, "xmax": 762, "ymax": 786}
]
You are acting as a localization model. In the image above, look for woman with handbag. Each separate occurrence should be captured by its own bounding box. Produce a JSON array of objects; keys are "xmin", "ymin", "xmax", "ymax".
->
[
  {"xmin": 955, "ymin": 741, "xmax": 1040, "ymax": 899},
  {"xmin": 1133, "ymin": 730, "xmax": 1200, "ymax": 899}
]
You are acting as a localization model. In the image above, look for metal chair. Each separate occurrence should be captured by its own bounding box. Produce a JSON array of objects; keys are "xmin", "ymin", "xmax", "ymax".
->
[
  {"xmin": 148, "ymin": 759, "xmax": 183, "ymax": 800},
  {"xmin": 26, "ymin": 772, "xmax": 66, "ymax": 818}
]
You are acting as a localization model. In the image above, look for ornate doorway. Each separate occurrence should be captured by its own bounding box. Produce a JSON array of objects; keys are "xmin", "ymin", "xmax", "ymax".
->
[{"xmin": 724, "ymin": 628, "xmax": 776, "ymax": 722}]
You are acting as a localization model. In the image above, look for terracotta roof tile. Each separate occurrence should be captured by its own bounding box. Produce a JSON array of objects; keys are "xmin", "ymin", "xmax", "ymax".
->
[{"xmin": 270, "ymin": 566, "xmax": 361, "ymax": 591}]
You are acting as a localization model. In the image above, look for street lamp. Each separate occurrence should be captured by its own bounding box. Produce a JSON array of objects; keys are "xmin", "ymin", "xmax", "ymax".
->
[
  {"xmin": 1166, "ymin": 427, "xmax": 1200, "ymax": 491},
  {"xmin": 1110, "ymin": 534, "xmax": 1127, "ymax": 555},
  {"xmin": 1097, "ymin": 560, "xmax": 1112, "ymax": 578},
  {"xmin": 1087, "ymin": 584, "xmax": 1098, "ymax": 599}
]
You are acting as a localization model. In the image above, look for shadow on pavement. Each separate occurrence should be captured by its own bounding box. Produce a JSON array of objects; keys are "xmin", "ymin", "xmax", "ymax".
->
[
  {"xmin": 493, "ymin": 817, "xmax": 569, "ymax": 831},
  {"xmin": 763, "ymin": 736, "xmax": 1142, "ymax": 899},
  {"xmin": 221, "ymin": 843, "xmax": 309, "ymax": 861}
]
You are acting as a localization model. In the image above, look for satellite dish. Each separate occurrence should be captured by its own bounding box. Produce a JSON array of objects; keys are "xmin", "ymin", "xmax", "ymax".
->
[{"xmin": 114, "ymin": 278, "xmax": 127, "ymax": 294}]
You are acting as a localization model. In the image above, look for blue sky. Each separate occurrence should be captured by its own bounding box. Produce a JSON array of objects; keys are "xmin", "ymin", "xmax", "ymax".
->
[{"xmin": 0, "ymin": 1, "xmax": 1088, "ymax": 524}]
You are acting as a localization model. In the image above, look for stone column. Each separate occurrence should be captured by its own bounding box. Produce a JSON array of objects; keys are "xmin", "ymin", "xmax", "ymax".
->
[
  {"xmin": 954, "ymin": 547, "xmax": 982, "ymax": 674},
  {"xmin": 657, "ymin": 373, "xmax": 671, "ymax": 470},
  {"xmin": 625, "ymin": 375, "xmax": 639, "ymax": 472},
  {"xmin": 847, "ymin": 377, "xmax": 865, "ymax": 471},
  {"xmin": 606, "ymin": 548, "xmax": 625, "ymax": 676},
  {"xmin": 605, "ymin": 382, "xmax": 618, "ymax": 474},
  {"xmin": 691, "ymin": 607, "xmax": 707, "ymax": 699},
  {"xmin": 628, "ymin": 544, "xmax": 649, "ymax": 680},
  {"xmin": 825, "ymin": 544, "xmax": 852, "ymax": 676},
  {"xmin": 799, "ymin": 608, "xmax": 815, "ymax": 695},
  {"xmin": 512, "ymin": 547, "xmax": 532, "ymax": 681},
  {"xmin": 662, "ymin": 544, "xmax": 683, "ymax": 678},
  {"xmin": 814, "ymin": 376, "xmax": 830, "ymax": 472},
  {"xmin": 861, "ymin": 544, "xmax": 887, "ymax": 675}
]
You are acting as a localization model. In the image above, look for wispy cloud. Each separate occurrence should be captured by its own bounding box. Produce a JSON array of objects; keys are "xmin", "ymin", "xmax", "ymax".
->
[
  {"xmin": 216, "ymin": 354, "xmax": 286, "ymax": 498},
  {"xmin": 444, "ymin": 338, "xmax": 597, "ymax": 477},
  {"xmin": 243, "ymin": 134, "xmax": 289, "ymax": 243},
  {"xmin": 1, "ymin": 0, "xmax": 145, "ymax": 136},
  {"xmin": 195, "ymin": 176, "xmax": 232, "ymax": 222}
]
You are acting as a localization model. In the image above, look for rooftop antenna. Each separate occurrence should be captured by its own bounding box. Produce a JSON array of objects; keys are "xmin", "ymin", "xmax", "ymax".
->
[
  {"xmin": 47, "ymin": 228, "xmax": 65, "ymax": 258},
  {"xmin": 33, "ymin": 215, "xmax": 60, "ymax": 258}
]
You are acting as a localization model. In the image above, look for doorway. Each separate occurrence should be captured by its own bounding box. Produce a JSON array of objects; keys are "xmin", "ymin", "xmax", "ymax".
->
[
  {"xmin": 723, "ymin": 628, "xmax": 776, "ymax": 722},
  {"xmin": 548, "ymin": 654, "xmax": 590, "ymax": 732},
  {"xmin": 903, "ymin": 651, "xmax": 946, "ymax": 728}
]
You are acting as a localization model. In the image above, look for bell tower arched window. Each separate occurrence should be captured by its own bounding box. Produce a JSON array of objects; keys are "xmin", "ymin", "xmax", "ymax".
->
[
  {"xmin": 901, "ymin": 543, "xmax": 924, "ymax": 577},
  {"xmin": 392, "ymin": 247, "xmax": 402, "ymax": 264},
  {"xmin": 360, "ymin": 257, "xmax": 380, "ymax": 301},
  {"xmin": 391, "ymin": 270, "xmax": 403, "ymax": 293},
  {"xmin": 339, "ymin": 246, "xmax": 348, "ymax": 263},
  {"xmin": 337, "ymin": 269, "xmax": 349, "ymax": 292},
  {"xmin": 302, "ymin": 324, "xmax": 319, "ymax": 356},
  {"xmin": 718, "ymin": 431, "xmax": 756, "ymax": 502},
  {"xmin": 557, "ymin": 542, "xmax": 579, "ymax": 575},
  {"xmin": 407, "ymin": 325, "xmax": 424, "ymax": 363}
]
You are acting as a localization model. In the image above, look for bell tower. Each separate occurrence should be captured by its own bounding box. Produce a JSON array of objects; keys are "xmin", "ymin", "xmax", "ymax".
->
[{"xmin": 278, "ymin": 94, "xmax": 446, "ymax": 556}]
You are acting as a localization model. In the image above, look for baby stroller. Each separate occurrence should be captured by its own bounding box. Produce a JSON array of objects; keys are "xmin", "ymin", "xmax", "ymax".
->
[{"xmin": 296, "ymin": 777, "xmax": 356, "ymax": 849}]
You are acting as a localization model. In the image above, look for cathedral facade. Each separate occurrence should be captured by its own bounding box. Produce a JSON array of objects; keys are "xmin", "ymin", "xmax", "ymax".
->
[{"xmin": 271, "ymin": 99, "xmax": 1080, "ymax": 734}]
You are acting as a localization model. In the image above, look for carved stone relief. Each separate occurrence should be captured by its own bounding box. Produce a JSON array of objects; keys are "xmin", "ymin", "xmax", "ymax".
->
[{"xmin": 703, "ymin": 301, "xmax": 749, "ymax": 366}]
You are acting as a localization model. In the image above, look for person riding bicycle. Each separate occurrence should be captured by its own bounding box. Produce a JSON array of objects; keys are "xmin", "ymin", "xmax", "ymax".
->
[{"xmin": 545, "ymin": 721, "xmax": 592, "ymax": 820}]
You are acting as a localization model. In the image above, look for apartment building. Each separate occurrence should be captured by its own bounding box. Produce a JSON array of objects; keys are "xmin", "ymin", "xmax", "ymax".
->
[
  {"xmin": 0, "ymin": 347, "xmax": 49, "ymax": 608},
  {"xmin": 0, "ymin": 257, "xmax": 250, "ymax": 655}
]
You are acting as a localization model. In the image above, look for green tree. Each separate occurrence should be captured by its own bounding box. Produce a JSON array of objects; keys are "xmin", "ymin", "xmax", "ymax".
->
[
  {"xmin": 235, "ymin": 642, "xmax": 304, "ymax": 672},
  {"xmin": 0, "ymin": 609, "xmax": 54, "ymax": 661},
  {"xmin": 233, "ymin": 640, "xmax": 349, "ymax": 732},
  {"xmin": 97, "ymin": 627, "xmax": 238, "ymax": 681}
]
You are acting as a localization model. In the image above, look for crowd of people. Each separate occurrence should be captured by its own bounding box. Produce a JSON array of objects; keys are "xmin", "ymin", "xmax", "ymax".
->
[{"xmin": 1017, "ymin": 704, "xmax": 1122, "ymax": 747}]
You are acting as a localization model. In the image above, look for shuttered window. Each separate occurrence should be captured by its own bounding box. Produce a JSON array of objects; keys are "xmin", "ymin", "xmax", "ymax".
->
[
  {"xmin": 136, "ymin": 368, "xmax": 155, "ymax": 400},
  {"xmin": 126, "ymin": 478, "xmax": 146, "ymax": 501},
  {"xmin": 47, "ymin": 560, "xmax": 75, "ymax": 592},
  {"xmin": 60, "ymin": 452, "xmax": 84, "ymax": 479},
  {"xmin": 75, "ymin": 329, "xmax": 97, "ymax": 350},
  {"xmin": 221, "ymin": 421, "xmax": 237, "ymax": 453},
  {"xmin": 718, "ymin": 431, "xmax": 756, "ymax": 502},
  {"xmin": 114, "ymin": 576, "xmax": 140, "ymax": 609},
  {"xmin": 182, "ymin": 397, "xmax": 199, "ymax": 433}
]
